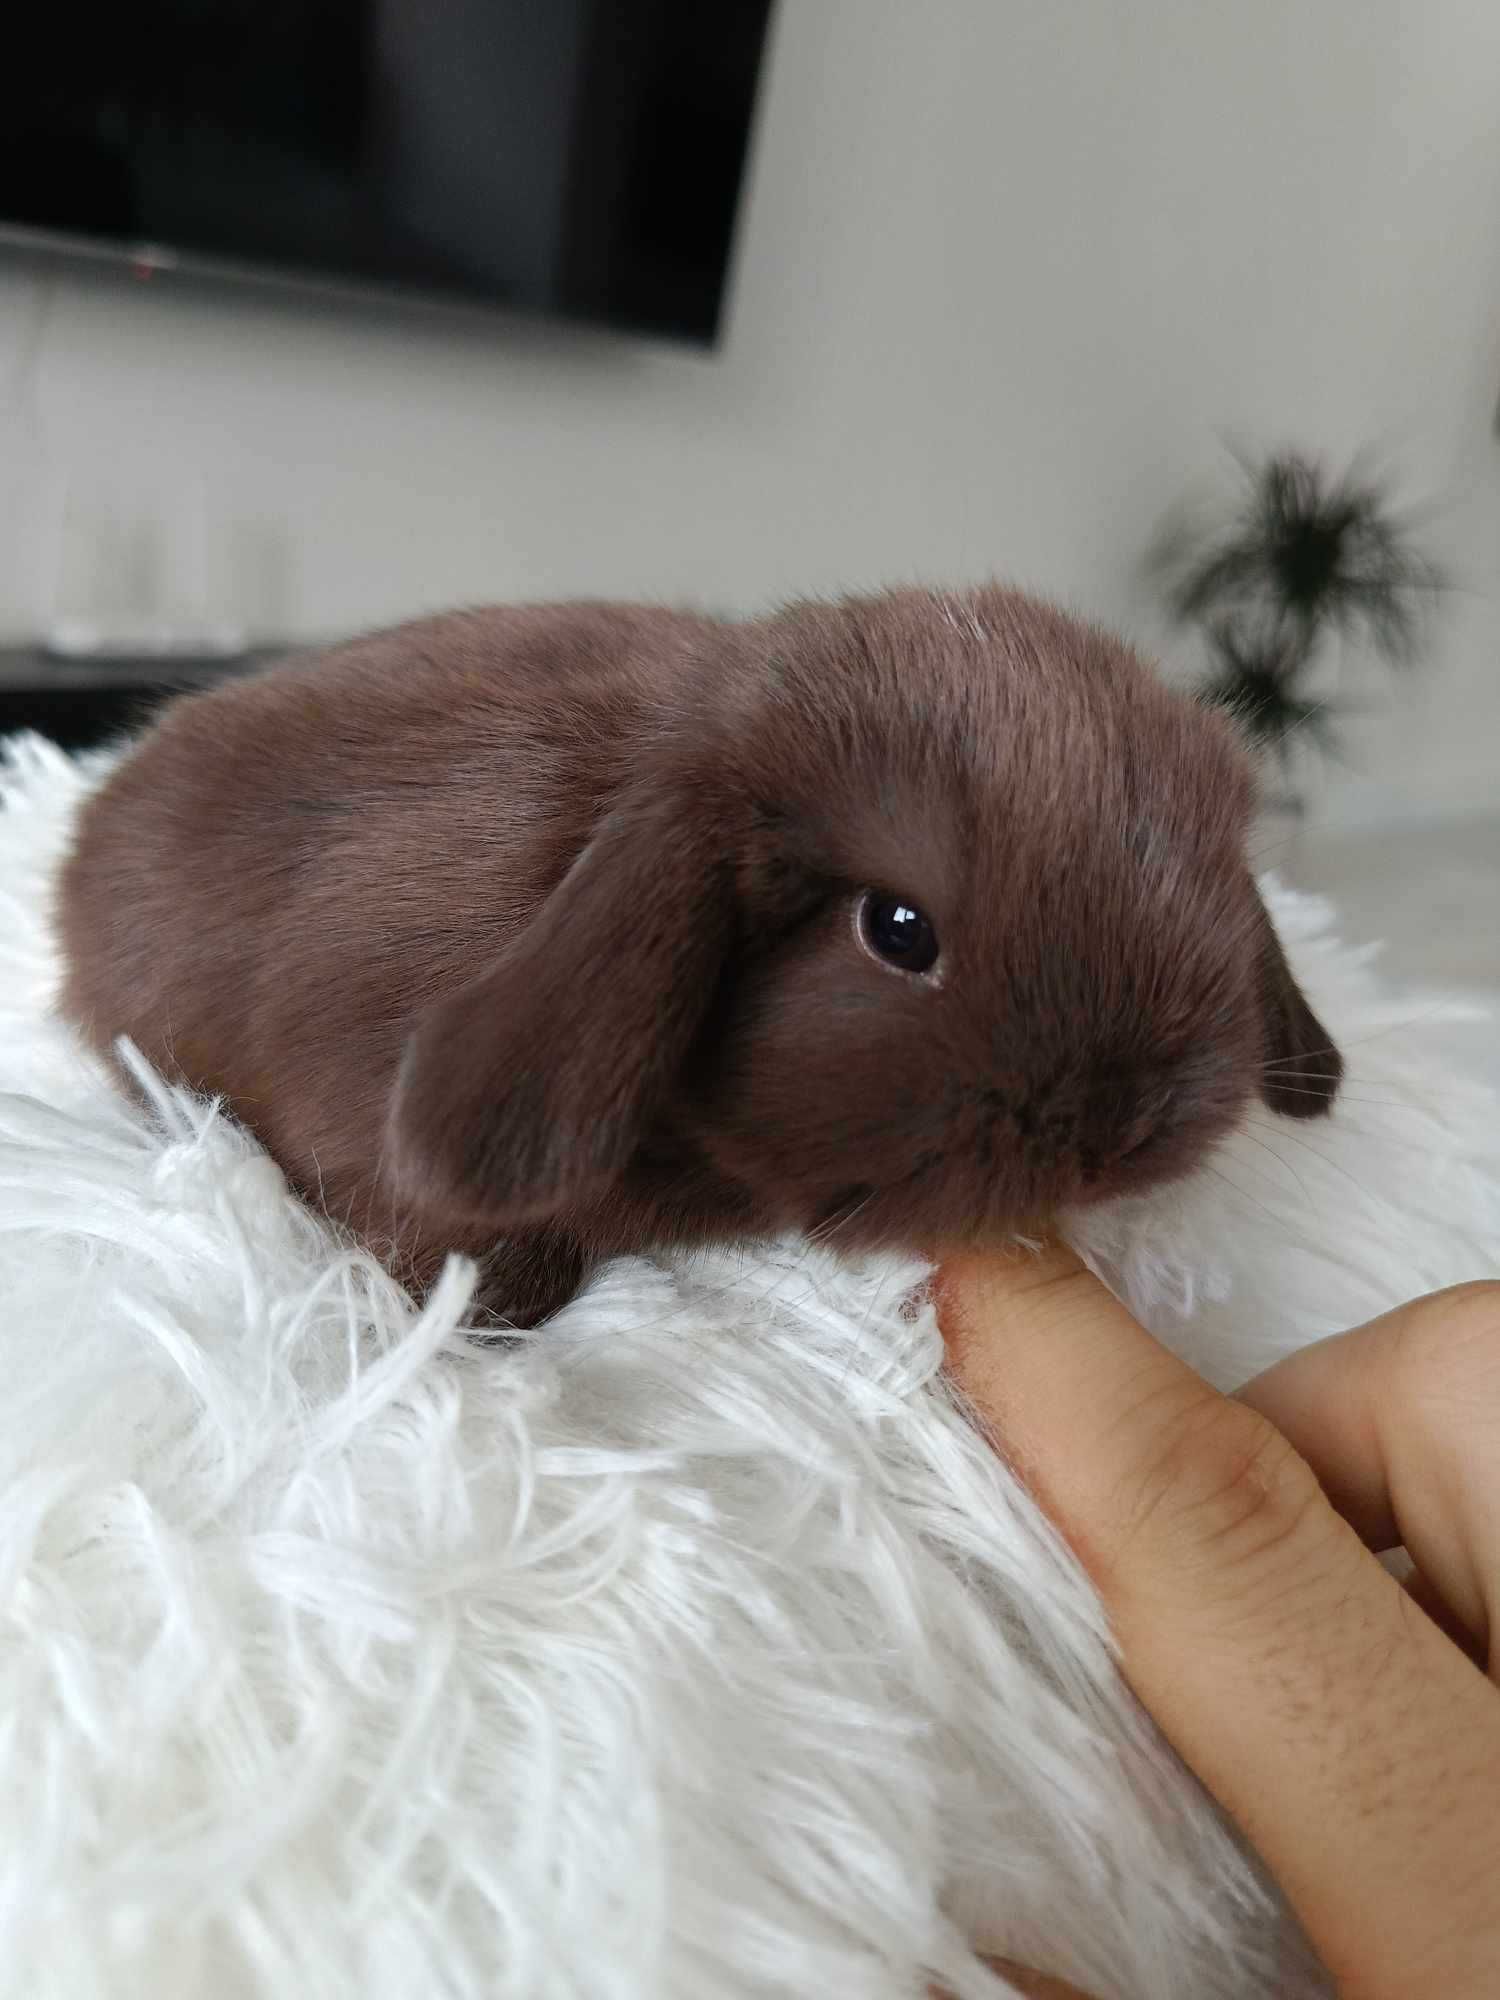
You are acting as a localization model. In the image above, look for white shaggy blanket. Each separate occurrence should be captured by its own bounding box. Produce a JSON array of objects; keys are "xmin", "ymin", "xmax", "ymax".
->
[{"xmin": 2, "ymin": 733, "xmax": 1496, "ymax": 2000}]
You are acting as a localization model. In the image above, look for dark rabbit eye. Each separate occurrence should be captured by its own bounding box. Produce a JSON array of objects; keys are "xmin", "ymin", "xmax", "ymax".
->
[{"xmin": 859, "ymin": 892, "xmax": 939, "ymax": 974}]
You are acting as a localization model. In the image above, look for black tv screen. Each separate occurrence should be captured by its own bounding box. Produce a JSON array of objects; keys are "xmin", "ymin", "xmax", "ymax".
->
[{"xmin": 1, "ymin": 1, "xmax": 775, "ymax": 345}]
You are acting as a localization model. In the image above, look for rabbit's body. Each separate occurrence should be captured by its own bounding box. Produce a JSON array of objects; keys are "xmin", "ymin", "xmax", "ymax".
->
[
  {"xmin": 57, "ymin": 588, "xmax": 1342, "ymax": 1326},
  {"xmin": 57, "ymin": 602, "xmax": 715, "ymax": 1319}
]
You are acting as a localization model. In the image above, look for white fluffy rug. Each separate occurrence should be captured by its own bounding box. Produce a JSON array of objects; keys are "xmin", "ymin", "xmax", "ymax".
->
[{"xmin": 2, "ymin": 733, "xmax": 1496, "ymax": 2000}]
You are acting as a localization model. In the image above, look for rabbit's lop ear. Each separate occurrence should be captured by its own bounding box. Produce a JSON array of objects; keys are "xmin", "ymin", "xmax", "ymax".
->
[
  {"xmin": 387, "ymin": 789, "xmax": 732, "ymax": 1224},
  {"xmin": 1253, "ymin": 894, "xmax": 1343, "ymax": 1117}
]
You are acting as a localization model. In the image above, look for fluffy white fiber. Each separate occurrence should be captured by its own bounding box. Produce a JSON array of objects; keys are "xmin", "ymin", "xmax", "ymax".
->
[{"xmin": 1, "ymin": 731, "xmax": 1496, "ymax": 2000}]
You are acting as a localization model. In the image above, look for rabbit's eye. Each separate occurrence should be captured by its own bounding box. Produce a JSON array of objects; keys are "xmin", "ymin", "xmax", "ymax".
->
[{"xmin": 859, "ymin": 892, "xmax": 939, "ymax": 975}]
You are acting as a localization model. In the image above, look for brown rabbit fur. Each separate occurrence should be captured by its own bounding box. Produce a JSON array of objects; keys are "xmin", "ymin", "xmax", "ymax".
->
[{"xmin": 55, "ymin": 586, "xmax": 1342, "ymax": 1328}]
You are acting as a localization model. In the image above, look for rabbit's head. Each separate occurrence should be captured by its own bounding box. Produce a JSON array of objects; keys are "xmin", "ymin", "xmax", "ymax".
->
[{"xmin": 387, "ymin": 587, "xmax": 1340, "ymax": 1251}]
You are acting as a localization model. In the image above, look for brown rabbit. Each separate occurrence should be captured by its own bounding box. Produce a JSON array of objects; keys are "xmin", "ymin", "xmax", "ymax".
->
[{"xmin": 55, "ymin": 587, "xmax": 1342, "ymax": 1327}]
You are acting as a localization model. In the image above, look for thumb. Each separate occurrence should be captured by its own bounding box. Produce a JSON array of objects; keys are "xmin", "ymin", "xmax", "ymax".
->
[{"xmin": 934, "ymin": 1241, "xmax": 1303, "ymax": 1589}]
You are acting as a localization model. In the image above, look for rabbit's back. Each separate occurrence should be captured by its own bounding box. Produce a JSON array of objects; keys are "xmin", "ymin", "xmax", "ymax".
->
[{"xmin": 55, "ymin": 601, "xmax": 709, "ymax": 1239}]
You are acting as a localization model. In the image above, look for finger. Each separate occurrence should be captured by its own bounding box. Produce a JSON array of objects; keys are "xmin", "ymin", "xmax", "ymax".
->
[
  {"xmin": 1236, "ymin": 1282, "xmax": 1500, "ymax": 1663},
  {"xmin": 935, "ymin": 1244, "xmax": 1500, "ymax": 1998}
]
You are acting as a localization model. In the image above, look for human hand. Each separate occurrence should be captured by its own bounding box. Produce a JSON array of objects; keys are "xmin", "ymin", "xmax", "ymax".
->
[{"xmin": 933, "ymin": 1244, "xmax": 1500, "ymax": 1999}]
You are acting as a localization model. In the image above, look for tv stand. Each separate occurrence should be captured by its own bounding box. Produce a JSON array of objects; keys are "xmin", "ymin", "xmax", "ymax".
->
[{"xmin": 0, "ymin": 644, "xmax": 287, "ymax": 751}]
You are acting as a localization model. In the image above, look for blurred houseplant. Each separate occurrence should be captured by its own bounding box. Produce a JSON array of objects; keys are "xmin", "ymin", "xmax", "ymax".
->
[{"xmin": 1150, "ymin": 451, "xmax": 1443, "ymax": 811}]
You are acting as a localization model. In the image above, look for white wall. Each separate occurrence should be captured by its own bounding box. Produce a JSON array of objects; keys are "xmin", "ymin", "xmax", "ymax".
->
[{"xmin": 2, "ymin": 0, "xmax": 1498, "ymax": 826}]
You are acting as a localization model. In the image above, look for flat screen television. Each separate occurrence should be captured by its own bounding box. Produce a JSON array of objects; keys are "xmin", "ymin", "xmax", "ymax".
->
[{"xmin": 1, "ymin": 1, "xmax": 776, "ymax": 346}]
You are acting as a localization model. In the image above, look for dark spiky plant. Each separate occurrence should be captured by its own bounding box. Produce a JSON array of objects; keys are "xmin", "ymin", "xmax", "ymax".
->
[
  {"xmin": 1154, "ymin": 450, "xmax": 1442, "ymax": 793},
  {"xmin": 1170, "ymin": 452, "xmax": 1441, "ymax": 661},
  {"xmin": 1195, "ymin": 623, "xmax": 1339, "ymax": 774}
]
